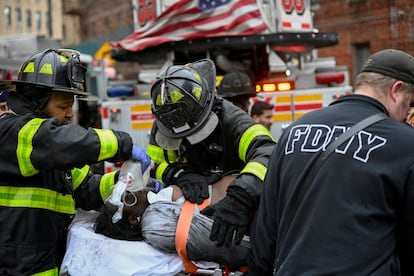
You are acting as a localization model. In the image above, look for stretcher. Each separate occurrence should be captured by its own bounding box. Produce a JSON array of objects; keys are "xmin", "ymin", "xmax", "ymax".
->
[{"xmin": 60, "ymin": 210, "xmax": 246, "ymax": 276}]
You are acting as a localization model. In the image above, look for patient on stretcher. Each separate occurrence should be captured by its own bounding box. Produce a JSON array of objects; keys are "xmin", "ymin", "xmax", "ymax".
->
[{"xmin": 94, "ymin": 175, "xmax": 250, "ymax": 267}]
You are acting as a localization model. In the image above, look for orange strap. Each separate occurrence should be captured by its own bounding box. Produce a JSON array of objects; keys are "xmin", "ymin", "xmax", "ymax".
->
[{"xmin": 175, "ymin": 199, "xmax": 210, "ymax": 274}]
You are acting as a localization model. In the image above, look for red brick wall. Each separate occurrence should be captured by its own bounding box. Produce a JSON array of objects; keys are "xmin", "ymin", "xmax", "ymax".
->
[
  {"xmin": 77, "ymin": 0, "xmax": 133, "ymax": 40},
  {"xmin": 313, "ymin": 0, "xmax": 414, "ymax": 84}
]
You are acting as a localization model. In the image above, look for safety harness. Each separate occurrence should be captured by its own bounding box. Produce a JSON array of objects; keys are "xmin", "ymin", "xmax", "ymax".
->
[{"xmin": 175, "ymin": 199, "xmax": 210, "ymax": 274}]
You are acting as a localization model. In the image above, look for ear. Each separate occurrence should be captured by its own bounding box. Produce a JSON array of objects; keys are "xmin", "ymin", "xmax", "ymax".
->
[
  {"xmin": 390, "ymin": 81, "xmax": 404, "ymax": 102},
  {"xmin": 128, "ymin": 213, "xmax": 140, "ymax": 226}
]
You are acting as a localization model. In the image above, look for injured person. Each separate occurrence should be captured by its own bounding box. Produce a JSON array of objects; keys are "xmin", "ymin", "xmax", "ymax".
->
[{"xmin": 61, "ymin": 175, "xmax": 249, "ymax": 275}]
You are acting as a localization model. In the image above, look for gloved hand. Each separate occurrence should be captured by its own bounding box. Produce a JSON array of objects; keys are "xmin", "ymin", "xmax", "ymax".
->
[
  {"xmin": 131, "ymin": 145, "xmax": 151, "ymax": 172},
  {"xmin": 176, "ymin": 173, "xmax": 222, "ymax": 204},
  {"xmin": 147, "ymin": 177, "xmax": 163, "ymax": 192},
  {"xmin": 201, "ymin": 186, "xmax": 253, "ymax": 248}
]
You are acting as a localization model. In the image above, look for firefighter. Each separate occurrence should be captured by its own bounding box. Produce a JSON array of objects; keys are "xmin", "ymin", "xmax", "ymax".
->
[
  {"xmin": 0, "ymin": 48, "xmax": 150, "ymax": 275},
  {"xmin": 248, "ymin": 49, "xmax": 414, "ymax": 275},
  {"xmin": 146, "ymin": 59, "xmax": 276, "ymax": 248},
  {"xmin": 217, "ymin": 70, "xmax": 256, "ymax": 112}
]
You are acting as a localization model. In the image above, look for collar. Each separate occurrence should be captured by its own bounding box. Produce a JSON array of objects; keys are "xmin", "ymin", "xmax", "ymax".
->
[{"xmin": 329, "ymin": 94, "xmax": 388, "ymax": 115}]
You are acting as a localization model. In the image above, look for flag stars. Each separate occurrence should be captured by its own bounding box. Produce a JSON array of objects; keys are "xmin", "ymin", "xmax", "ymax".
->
[{"xmin": 199, "ymin": 0, "xmax": 231, "ymax": 12}]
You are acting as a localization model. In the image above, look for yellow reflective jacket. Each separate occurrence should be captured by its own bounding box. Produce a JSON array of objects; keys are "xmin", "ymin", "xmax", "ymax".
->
[{"xmin": 0, "ymin": 113, "xmax": 133, "ymax": 275}]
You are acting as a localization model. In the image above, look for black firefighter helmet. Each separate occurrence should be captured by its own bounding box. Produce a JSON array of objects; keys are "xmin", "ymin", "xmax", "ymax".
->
[
  {"xmin": 13, "ymin": 48, "xmax": 88, "ymax": 96},
  {"xmin": 151, "ymin": 59, "xmax": 218, "ymax": 150},
  {"xmin": 217, "ymin": 70, "xmax": 256, "ymax": 99}
]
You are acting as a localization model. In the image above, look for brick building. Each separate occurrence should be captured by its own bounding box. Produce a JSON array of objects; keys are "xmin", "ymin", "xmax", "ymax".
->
[
  {"xmin": 63, "ymin": 0, "xmax": 133, "ymax": 55},
  {"xmin": 313, "ymin": 0, "xmax": 414, "ymax": 85}
]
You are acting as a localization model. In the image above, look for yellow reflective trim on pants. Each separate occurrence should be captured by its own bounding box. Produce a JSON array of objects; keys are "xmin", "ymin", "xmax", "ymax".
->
[
  {"xmin": 240, "ymin": 161, "xmax": 268, "ymax": 181},
  {"xmin": 31, "ymin": 267, "xmax": 58, "ymax": 276},
  {"xmin": 71, "ymin": 165, "xmax": 90, "ymax": 190},
  {"xmin": 147, "ymin": 144, "xmax": 177, "ymax": 164},
  {"xmin": 238, "ymin": 124, "xmax": 275, "ymax": 162},
  {"xmin": 94, "ymin": 129, "xmax": 118, "ymax": 161},
  {"xmin": 100, "ymin": 171, "xmax": 117, "ymax": 200},
  {"xmin": 17, "ymin": 118, "xmax": 45, "ymax": 176},
  {"xmin": 156, "ymin": 162, "xmax": 169, "ymax": 183},
  {"xmin": 0, "ymin": 186, "xmax": 75, "ymax": 215}
]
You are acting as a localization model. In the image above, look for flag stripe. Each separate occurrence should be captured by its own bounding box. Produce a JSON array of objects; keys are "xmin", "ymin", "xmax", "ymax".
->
[{"xmin": 112, "ymin": 0, "xmax": 267, "ymax": 52}]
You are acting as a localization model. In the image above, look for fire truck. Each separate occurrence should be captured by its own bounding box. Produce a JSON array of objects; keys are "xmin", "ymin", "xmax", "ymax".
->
[{"xmin": 94, "ymin": 0, "xmax": 352, "ymax": 172}]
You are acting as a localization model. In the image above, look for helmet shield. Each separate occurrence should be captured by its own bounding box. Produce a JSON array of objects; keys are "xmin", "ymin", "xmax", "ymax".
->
[
  {"xmin": 13, "ymin": 49, "xmax": 89, "ymax": 96},
  {"xmin": 151, "ymin": 59, "xmax": 218, "ymax": 150}
]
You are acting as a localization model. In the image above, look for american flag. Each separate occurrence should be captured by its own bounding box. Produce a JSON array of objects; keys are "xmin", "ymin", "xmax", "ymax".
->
[{"xmin": 111, "ymin": 0, "xmax": 267, "ymax": 52}]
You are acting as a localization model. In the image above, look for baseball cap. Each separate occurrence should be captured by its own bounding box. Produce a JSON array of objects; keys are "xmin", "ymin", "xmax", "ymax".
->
[{"xmin": 360, "ymin": 49, "xmax": 414, "ymax": 84}]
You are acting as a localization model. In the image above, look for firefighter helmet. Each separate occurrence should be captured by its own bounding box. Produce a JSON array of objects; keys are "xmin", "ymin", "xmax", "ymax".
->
[
  {"xmin": 217, "ymin": 70, "xmax": 255, "ymax": 98},
  {"xmin": 13, "ymin": 49, "xmax": 88, "ymax": 96},
  {"xmin": 151, "ymin": 59, "xmax": 218, "ymax": 150}
]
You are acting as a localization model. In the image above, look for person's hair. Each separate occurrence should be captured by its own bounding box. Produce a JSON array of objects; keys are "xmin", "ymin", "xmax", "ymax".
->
[
  {"xmin": 94, "ymin": 190, "xmax": 149, "ymax": 241},
  {"xmin": 250, "ymin": 101, "xmax": 274, "ymax": 116},
  {"xmin": 355, "ymin": 72, "xmax": 414, "ymax": 94}
]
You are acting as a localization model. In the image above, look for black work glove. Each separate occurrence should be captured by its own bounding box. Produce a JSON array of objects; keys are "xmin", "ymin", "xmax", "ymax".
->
[
  {"xmin": 176, "ymin": 173, "xmax": 222, "ymax": 204},
  {"xmin": 201, "ymin": 185, "xmax": 253, "ymax": 248}
]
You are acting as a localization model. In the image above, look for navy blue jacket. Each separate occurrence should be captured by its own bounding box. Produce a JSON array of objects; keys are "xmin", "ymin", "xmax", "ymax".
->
[{"xmin": 248, "ymin": 94, "xmax": 414, "ymax": 275}]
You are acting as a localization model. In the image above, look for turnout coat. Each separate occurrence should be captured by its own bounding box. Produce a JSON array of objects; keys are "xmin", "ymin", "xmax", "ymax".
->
[{"xmin": 0, "ymin": 112, "xmax": 133, "ymax": 275}]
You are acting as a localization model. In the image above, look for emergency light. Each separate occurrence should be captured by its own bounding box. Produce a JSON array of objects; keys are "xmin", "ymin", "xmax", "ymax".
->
[
  {"xmin": 316, "ymin": 72, "xmax": 345, "ymax": 84},
  {"xmin": 256, "ymin": 80, "xmax": 294, "ymax": 92}
]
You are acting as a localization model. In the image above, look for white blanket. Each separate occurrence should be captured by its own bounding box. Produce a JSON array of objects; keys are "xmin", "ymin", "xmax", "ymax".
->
[{"xmin": 60, "ymin": 221, "xmax": 184, "ymax": 276}]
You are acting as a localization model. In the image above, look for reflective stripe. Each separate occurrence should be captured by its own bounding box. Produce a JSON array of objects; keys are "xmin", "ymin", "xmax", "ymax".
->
[
  {"xmin": 100, "ymin": 171, "xmax": 117, "ymax": 200},
  {"xmin": 94, "ymin": 129, "xmax": 119, "ymax": 161},
  {"xmin": 156, "ymin": 162, "xmax": 169, "ymax": 182},
  {"xmin": 147, "ymin": 144, "xmax": 177, "ymax": 163},
  {"xmin": 31, "ymin": 267, "xmax": 58, "ymax": 276},
  {"xmin": 239, "ymin": 124, "xmax": 275, "ymax": 162},
  {"xmin": 240, "ymin": 161, "xmax": 268, "ymax": 181},
  {"xmin": 147, "ymin": 144, "xmax": 165, "ymax": 163},
  {"xmin": 0, "ymin": 186, "xmax": 75, "ymax": 214},
  {"xmin": 23, "ymin": 62, "xmax": 35, "ymax": 73},
  {"xmin": 17, "ymin": 118, "xmax": 45, "ymax": 176},
  {"xmin": 71, "ymin": 165, "xmax": 90, "ymax": 190},
  {"xmin": 39, "ymin": 63, "xmax": 53, "ymax": 75}
]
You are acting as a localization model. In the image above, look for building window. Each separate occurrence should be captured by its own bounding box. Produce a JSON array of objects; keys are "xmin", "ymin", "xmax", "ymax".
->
[
  {"xmin": 117, "ymin": 12, "xmax": 123, "ymax": 29},
  {"xmin": 62, "ymin": 24, "xmax": 66, "ymax": 40},
  {"xmin": 16, "ymin": 8, "xmax": 22, "ymax": 28},
  {"xmin": 83, "ymin": 25, "xmax": 88, "ymax": 38},
  {"xmin": 105, "ymin": 17, "xmax": 110, "ymax": 31},
  {"xmin": 35, "ymin": 11, "xmax": 41, "ymax": 31},
  {"xmin": 26, "ymin": 9, "xmax": 32, "ymax": 29},
  {"xmin": 4, "ymin": 6, "xmax": 11, "ymax": 27},
  {"xmin": 45, "ymin": 13, "xmax": 50, "ymax": 35},
  {"xmin": 352, "ymin": 43, "xmax": 370, "ymax": 82}
]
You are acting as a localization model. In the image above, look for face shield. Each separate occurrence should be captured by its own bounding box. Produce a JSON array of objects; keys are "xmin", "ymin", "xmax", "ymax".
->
[{"xmin": 150, "ymin": 60, "xmax": 218, "ymax": 150}]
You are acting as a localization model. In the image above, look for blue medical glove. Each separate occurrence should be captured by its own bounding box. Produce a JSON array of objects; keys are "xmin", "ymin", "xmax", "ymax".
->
[
  {"xmin": 147, "ymin": 178, "xmax": 163, "ymax": 192},
  {"xmin": 131, "ymin": 145, "xmax": 151, "ymax": 172}
]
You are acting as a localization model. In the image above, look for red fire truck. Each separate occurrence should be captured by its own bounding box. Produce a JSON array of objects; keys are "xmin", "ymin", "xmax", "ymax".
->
[{"xmin": 94, "ymin": 0, "xmax": 352, "ymax": 172}]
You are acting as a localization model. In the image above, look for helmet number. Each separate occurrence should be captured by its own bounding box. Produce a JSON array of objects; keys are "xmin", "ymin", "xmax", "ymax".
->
[
  {"xmin": 281, "ymin": 0, "xmax": 305, "ymax": 15},
  {"xmin": 137, "ymin": 0, "xmax": 156, "ymax": 27}
]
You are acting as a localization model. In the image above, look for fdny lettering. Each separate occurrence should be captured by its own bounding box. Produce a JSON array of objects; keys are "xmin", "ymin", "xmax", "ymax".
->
[{"xmin": 285, "ymin": 124, "xmax": 386, "ymax": 163}]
